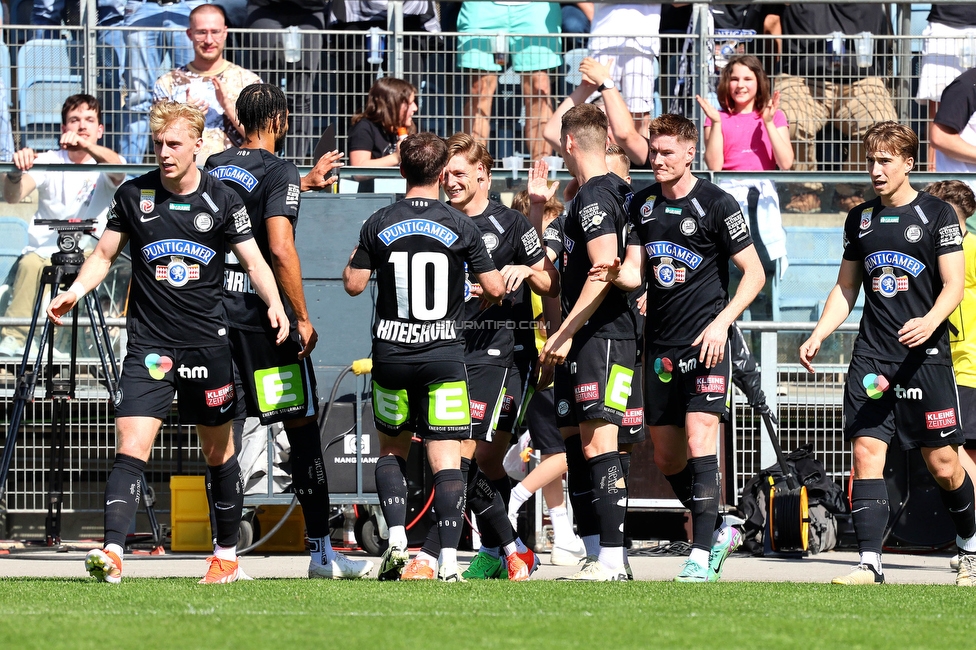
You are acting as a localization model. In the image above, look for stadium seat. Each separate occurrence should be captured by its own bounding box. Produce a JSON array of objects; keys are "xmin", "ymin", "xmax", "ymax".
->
[
  {"xmin": 16, "ymin": 39, "xmax": 83, "ymax": 151},
  {"xmin": 778, "ymin": 226, "xmax": 862, "ymax": 323}
]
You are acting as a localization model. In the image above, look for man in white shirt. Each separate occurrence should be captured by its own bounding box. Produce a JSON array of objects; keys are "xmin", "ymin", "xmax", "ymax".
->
[{"xmin": 0, "ymin": 94, "xmax": 125, "ymax": 357}]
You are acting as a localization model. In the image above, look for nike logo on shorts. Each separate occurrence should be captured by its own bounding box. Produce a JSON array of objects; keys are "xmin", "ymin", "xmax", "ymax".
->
[
  {"xmin": 941, "ymin": 429, "xmax": 957, "ymax": 438},
  {"xmin": 628, "ymin": 426, "xmax": 642, "ymax": 435},
  {"xmin": 219, "ymin": 401, "xmax": 234, "ymax": 413},
  {"xmin": 140, "ymin": 214, "xmax": 161, "ymax": 223},
  {"xmin": 705, "ymin": 394, "xmax": 724, "ymax": 401}
]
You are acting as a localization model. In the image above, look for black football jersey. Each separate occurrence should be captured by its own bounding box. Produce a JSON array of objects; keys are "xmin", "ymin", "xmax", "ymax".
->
[
  {"xmin": 462, "ymin": 200, "xmax": 546, "ymax": 367},
  {"xmin": 349, "ymin": 197, "xmax": 496, "ymax": 362},
  {"xmin": 842, "ymin": 193, "xmax": 963, "ymax": 364},
  {"xmin": 513, "ymin": 215, "xmax": 566, "ymax": 356},
  {"xmin": 630, "ymin": 177, "xmax": 753, "ymax": 346},
  {"xmin": 106, "ymin": 170, "xmax": 253, "ymax": 347},
  {"xmin": 561, "ymin": 173, "xmax": 636, "ymax": 341},
  {"xmin": 205, "ymin": 147, "xmax": 302, "ymax": 332}
]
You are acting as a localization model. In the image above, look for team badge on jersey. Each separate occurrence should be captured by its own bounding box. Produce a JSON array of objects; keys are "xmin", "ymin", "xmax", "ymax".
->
[
  {"xmin": 860, "ymin": 208, "xmax": 873, "ymax": 230},
  {"xmin": 872, "ymin": 266, "xmax": 908, "ymax": 298},
  {"xmin": 679, "ymin": 217, "xmax": 697, "ymax": 236},
  {"xmin": 156, "ymin": 256, "xmax": 200, "ymax": 287},
  {"xmin": 653, "ymin": 257, "xmax": 685, "ymax": 287},
  {"xmin": 140, "ymin": 190, "xmax": 155, "ymax": 214},
  {"xmin": 905, "ymin": 225, "xmax": 922, "ymax": 243},
  {"xmin": 482, "ymin": 232, "xmax": 498, "ymax": 253},
  {"xmin": 194, "ymin": 213, "xmax": 213, "ymax": 232}
]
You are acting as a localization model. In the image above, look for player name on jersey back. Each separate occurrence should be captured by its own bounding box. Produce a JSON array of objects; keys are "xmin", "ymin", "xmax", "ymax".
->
[{"xmin": 375, "ymin": 318, "xmax": 457, "ymax": 344}]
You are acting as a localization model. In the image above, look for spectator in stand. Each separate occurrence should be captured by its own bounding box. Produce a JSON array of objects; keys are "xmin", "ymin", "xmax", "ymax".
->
[
  {"xmin": 772, "ymin": 4, "xmax": 897, "ymax": 213},
  {"xmin": 348, "ymin": 77, "xmax": 418, "ymax": 168},
  {"xmin": 457, "ymin": 1, "xmax": 562, "ymax": 161},
  {"xmin": 916, "ymin": 4, "xmax": 976, "ymax": 156},
  {"xmin": 930, "ymin": 68, "xmax": 976, "ymax": 190},
  {"xmin": 696, "ymin": 54, "xmax": 792, "ymax": 324},
  {"xmin": 587, "ymin": 3, "xmax": 661, "ymax": 136},
  {"xmin": 561, "ymin": 2, "xmax": 592, "ymax": 50},
  {"xmin": 708, "ymin": 3, "xmax": 779, "ymax": 76},
  {"xmin": 328, "ymin": 0, "xmax": 440, "ymax": 146},
  {"xmin": 154, "ymin": 4, "xmax": 260, "ymax": 166},
  {"xmin": 120, "ymin": 0, "xmax": 205, "ymax": 165},
  {"xmin": 243, "ymin": 0, "xmax": 327, "ymax": 165}
]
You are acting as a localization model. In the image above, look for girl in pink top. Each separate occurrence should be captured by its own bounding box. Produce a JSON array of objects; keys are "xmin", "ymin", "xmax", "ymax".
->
[{"xmin": 696, "ymin": 55, "xmax": 793, "ymax": 172}]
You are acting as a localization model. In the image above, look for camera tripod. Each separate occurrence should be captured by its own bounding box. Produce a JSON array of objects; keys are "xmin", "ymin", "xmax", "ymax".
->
[{"xmin": 0, "ymin": 225, "xmax": 161, "ymax": 547}]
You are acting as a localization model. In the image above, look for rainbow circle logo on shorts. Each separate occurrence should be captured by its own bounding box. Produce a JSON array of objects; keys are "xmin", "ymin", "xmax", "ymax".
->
[
  {"xmin": 862, "ymin": 373, "xmax": 889, "ymax": 399},
  {"xmin": 654, "ymin": 357, "xmax": 673, "ymax": 383},
  {"xmin": 144, "ymin": 353, "xmax": 173, "ymax": 380}
]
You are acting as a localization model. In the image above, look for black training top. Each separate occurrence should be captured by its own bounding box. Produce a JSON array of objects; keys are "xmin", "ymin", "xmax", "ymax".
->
[
  {"xmin": 106, "ymin": 170, "xmax": 252, "ymax": 347},
  {"xmin": 206, "ymin": 147, "xmax": 303, "ymax": 332},
  {"xmin": 842, "ymin": 193, "xmax": 963, "ymax": 365},
  {"xmin": 629, "ymin": 177, "xmax": 753, "ymax": 346},
  {"xmin": 561, "ymin": 173, "xmax": 636, "ymax": 341},
  {"xmin": 461, "ymin": 200, "xmax": 546, "ymax": 367},
  {"xmin": 350, "ymin": 197, "xmax": 495, "ymax": 362}
]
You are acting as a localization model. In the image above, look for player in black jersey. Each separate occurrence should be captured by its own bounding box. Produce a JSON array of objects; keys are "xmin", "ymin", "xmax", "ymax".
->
[
  {"xmin": 535, "ymin": 103, "xmax": 636, "ymax": 582},
  {"xmin": 595, "ymin": 114, "xmax": 765, "ymax": 583},
  {"xmin": 507, "ymin": 176, "xmax": 591, "ymax": 565},
  {"xmin": 799, "ymin": 122, "xmax": 976, "ymax": 586},
  {"xmin": 205, "ymin": 84, "xmax": 372, "ymax": 580},
  {"xmin": 343, "ymin": 132, "xmax": 506, "ymax": 582},
  {"xmin": 395, "ymin": 132, "xmax": 555, "ymax": 582},
  {"xmin": 47, "ymin": 102, "xmax": 288, "ymax": 585}
]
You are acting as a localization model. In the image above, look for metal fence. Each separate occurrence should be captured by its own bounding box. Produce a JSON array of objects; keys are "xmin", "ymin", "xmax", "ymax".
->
[
  {"xmin": 0, "ymin": 18, "xmax": 961, "ymax": 169},
  {"xmin": 0, "ymin": 320, "xmax": 856, "ymax": 523}
]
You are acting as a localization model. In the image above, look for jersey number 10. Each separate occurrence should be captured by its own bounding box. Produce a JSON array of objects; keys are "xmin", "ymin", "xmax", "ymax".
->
[{"xmin": 389, "ymin": 250, "xmax": 449, "ymax": 320}]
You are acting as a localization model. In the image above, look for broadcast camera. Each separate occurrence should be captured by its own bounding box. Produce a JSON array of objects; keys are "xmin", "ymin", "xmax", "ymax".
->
[{"xmin": 34, "ymin": 218, "xmax": 97, "ymax": 264}]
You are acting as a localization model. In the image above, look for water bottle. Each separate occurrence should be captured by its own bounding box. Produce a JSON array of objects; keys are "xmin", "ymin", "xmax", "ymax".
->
[
  {"xmin": 367, "ymin": 26, "xmax": 385, "ymax": 66},
  {"xmin": 855, "ymin": 32, "xmax": 873, "ymax": 69},
  {"xmin": 283, "ymin": 26, "xmax": 302, "ymax": 64},
  {"xmin": 494, "ymin": 32, "xmax": 508, "ymax": 68}
]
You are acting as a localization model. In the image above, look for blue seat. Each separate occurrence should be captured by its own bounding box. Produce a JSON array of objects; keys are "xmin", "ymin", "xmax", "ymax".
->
[{"xmin": 16, "ymin": 39, "xmax": 83, "ymax": 151}]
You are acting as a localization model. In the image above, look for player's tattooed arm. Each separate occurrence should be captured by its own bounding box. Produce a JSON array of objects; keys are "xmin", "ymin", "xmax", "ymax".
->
[
  {"xmin": 231, "ymin": 238, "xmax": 290, "ymax": 344},
  {"xmin": 799, "ymin": 258, "xmax": 862, "ymax": 373},
  {"xmin": 47, "ymin": 230, "xmax": 129, "ymax": 325},
  {"xmin": 343, "ymin": 246, "xmax": 372, "ymax": 296},
  {"xmin": 899, "ymin": 249, "xmax": 964, "ymax": 348}
]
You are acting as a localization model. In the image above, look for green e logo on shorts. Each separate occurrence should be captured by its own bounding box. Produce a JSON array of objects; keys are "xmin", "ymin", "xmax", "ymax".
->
[
  {"xmin": 254, "ymin": 365, "xmax": 306, "ymax": 413},
  {"xmin": 606, "ymin": 364, "xmax": 634, "ymax": 413},
  {"xmin": 373, "ymin": 381, "xmax": 409, "ymax": 427},
  {"xmin": 429, "ymin": 381, "xmax": 471, "ymax": 426}
]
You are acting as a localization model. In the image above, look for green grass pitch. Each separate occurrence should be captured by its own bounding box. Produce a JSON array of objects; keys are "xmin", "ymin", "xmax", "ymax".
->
[{"xmin": 0, "ymin": 579, "xmax": 972, "ymax": 649}]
